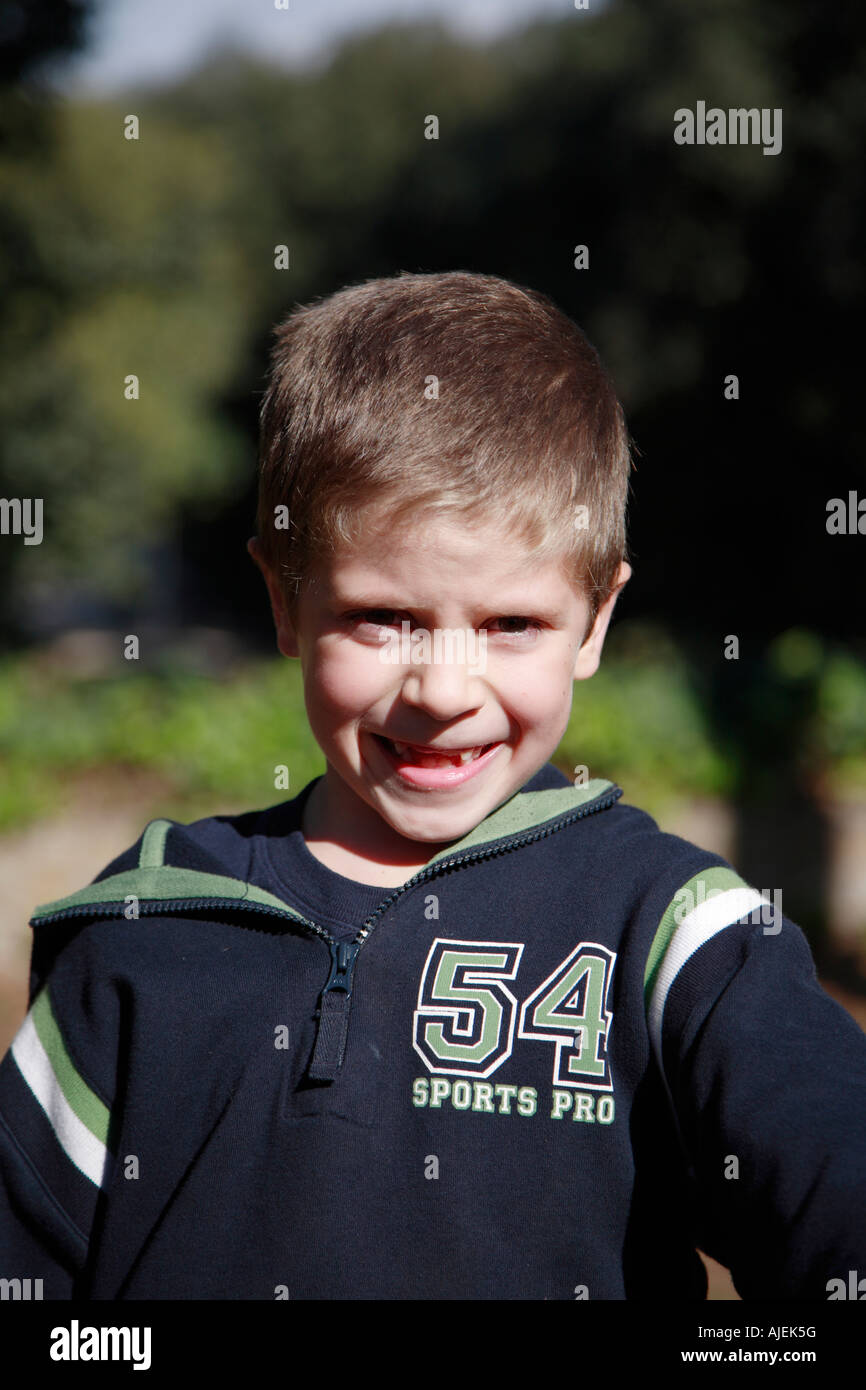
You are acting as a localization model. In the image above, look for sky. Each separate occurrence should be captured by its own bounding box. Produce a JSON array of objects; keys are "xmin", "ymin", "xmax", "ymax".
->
[{"xmin": 55, "ymin": 0, "xmax": 590, "ymax": 94}]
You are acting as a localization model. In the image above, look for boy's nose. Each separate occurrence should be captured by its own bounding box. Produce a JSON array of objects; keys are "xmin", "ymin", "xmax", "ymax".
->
[{"xmin": 399, "ymin": 652, "xmax": 485, "ymax": 720}]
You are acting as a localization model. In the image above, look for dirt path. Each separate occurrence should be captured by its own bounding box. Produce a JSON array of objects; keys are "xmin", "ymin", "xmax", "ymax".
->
[{"xmin": 0, "ymin": 771, "xmax": 174, "ymax": 1048}]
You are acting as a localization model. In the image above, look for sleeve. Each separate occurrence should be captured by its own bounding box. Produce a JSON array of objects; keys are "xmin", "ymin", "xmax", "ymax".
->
[
  {"xmin": 645, "ymin": 868, "xmax": 866, "ymax": 1300},
  {"xmin": 0, "ymin": 926, "xmax": 120, "ymax": 1299}
]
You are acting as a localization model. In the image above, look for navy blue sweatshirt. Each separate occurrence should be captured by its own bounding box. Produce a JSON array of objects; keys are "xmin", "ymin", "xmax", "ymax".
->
[{"xmin": 2, "ymin": 763, "xmax": 865, "ymax": 1300}]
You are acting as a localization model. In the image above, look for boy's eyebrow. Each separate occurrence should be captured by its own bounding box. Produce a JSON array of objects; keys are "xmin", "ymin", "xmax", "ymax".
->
[
  {"xmin": 330, "ymin": 590, "xmax": 570, "ymax": 621},
  {"xmin": 330, "ymin": 591, "xmax": 411, "ymax": 608}
]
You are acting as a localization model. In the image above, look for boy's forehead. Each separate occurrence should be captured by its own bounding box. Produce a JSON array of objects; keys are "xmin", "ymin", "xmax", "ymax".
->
[
  {"xmin": 330, "ymin": 511, "xmax": 542, "ymax": 572},
  {"xmin": 312, "ymin": 535, "xmax": 585, "ymax": 617}
]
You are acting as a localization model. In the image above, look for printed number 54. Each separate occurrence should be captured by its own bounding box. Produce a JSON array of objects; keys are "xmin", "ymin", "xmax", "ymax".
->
[{"xmin": 412, "ymin": 938, "xmax": 615, "ymax": 1088}]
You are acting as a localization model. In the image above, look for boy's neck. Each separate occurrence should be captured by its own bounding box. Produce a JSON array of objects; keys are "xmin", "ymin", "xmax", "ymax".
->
[{"xmin": 300, "ymin": 775, "xmax": 454, "ymax": 888}]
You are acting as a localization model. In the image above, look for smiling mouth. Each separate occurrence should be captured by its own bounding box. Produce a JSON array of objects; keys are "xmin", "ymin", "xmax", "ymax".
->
[{"xmin": 373, "ymin": 734, "xmax": 496, "ymax": 768}]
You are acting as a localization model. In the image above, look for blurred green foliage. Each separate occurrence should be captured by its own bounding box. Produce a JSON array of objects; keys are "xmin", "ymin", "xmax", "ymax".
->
[
  {"xmin": 810, "ymin": 652, "xmax": 866, "ymax": 791},
  {"xmin": 0, "ymin": 654, "xmax": 323, "ymax": 828},
  {"xmin": 559, "ymin": 624, "xmax": 737, "ymax": 813}
]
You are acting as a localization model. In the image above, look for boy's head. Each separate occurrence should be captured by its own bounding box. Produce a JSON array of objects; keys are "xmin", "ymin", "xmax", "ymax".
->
[{"xmin": 250, "ymin": 271, "xmax": 632, "ymax": 861}]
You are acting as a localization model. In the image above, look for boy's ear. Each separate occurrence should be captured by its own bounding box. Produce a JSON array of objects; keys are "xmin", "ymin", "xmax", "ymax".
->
[
  {"xmin": 246, "ymin": 537, "xmax": 300, "ymax": 658},
  {"xmin": 573, "ymin": 561, "xmax": 631, "ymax": 682}
]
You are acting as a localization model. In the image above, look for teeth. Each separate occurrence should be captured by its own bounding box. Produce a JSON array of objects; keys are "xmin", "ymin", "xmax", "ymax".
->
[{"xmin": 388, "ymin": 739, "xmax": 485, "ymax": 765}]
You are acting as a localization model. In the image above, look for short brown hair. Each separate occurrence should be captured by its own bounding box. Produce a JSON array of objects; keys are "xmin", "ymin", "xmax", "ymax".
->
[{"xmin": 256, "ymin": 270, "xmax": 632, "ymax": 633}]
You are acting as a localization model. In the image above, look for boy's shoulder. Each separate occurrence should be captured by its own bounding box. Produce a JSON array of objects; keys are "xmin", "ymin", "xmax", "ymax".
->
[
  {"xmin": 456, "ymin": 759, "xmax": 732, "ymax": 895},
  {"xmin": 87, "ymin": 800, "xmax": 285, "ymax": 883},
  {"xmin": 24, "ymin": 796, "xmax": 308, "ymax": 1003}
]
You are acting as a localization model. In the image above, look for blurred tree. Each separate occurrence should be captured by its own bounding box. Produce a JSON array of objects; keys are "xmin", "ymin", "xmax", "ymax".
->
[
  {"xmin": 1, "ymin": 100, "xmax": 251, "ymax": 615},
  {"xmin": 0, "ymin": 0, "xmax": 95, "ymax": 638},
  {"xmin": 0, "ymin": 0, "xmax": 90, "ymax": 85},
  {"xmin": 0, "ymin": 0, "xmax": 863, "ymax": 653}
]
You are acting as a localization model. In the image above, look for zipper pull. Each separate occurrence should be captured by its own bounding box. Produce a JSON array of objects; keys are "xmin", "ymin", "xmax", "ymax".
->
[{"xmin": 307, "ymin": 940, "xmax": 360, "ymax": 1082}]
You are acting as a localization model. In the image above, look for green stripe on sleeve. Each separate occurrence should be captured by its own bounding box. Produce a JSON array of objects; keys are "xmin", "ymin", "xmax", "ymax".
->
[
  {"xmin": 643, "ymin": 866, "xmax": 749, "ymax": 1008},
  {"xmin": 30, "ymin": 989, "xmax": 111, "ymax": 1144}
]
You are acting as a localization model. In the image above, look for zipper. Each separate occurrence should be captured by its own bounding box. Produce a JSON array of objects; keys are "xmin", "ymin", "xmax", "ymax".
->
[
  {"xmin": 307, "ymin": 940, "xmax": 361, "ymax": 1081},
  {"xmin": 34, "ymin": 785, "xmax": 622, "ymax": 1083}
]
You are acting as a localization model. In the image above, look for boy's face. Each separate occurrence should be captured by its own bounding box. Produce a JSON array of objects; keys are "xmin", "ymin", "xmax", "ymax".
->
[{"xmin": 250, "ymin": 512, "xmax": 629, "ymax": 864}]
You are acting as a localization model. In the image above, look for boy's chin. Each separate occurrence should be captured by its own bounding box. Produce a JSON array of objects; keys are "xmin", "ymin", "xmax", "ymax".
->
[
  {"xmin": 364, "ymin": 765, "xmax": 526, "ymax": 844},
  {"xmin": 373, "ymin": 803, "xmax": 485, "ymax": 852}
]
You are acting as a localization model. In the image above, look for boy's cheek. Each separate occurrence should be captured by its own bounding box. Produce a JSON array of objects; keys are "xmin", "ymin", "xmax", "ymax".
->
[
  {"xmin": 305, "ymin": 638, "xmax": 363, "ymax": 684},
  {"xmin": 305, "ymin": 656, "xmax": 387, "ymax": 718}
]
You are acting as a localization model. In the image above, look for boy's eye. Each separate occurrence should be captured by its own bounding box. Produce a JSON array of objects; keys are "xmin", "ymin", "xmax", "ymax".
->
[
  {"xmin": 348, "ymin": 611, "xmax": 541, "ymax": 639},
  {"xmin": 351, "ymin": 610, "xmax": 401, "ymax": 627},
  {"xmin": 491, "ymin": 616, "xmax": 541, "ymax": 636}
]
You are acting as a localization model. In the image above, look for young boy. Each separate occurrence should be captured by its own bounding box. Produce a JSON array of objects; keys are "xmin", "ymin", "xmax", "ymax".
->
[{"xmin": 1, "ymin": 271, "xmax": 864, "ymax": 1300}]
